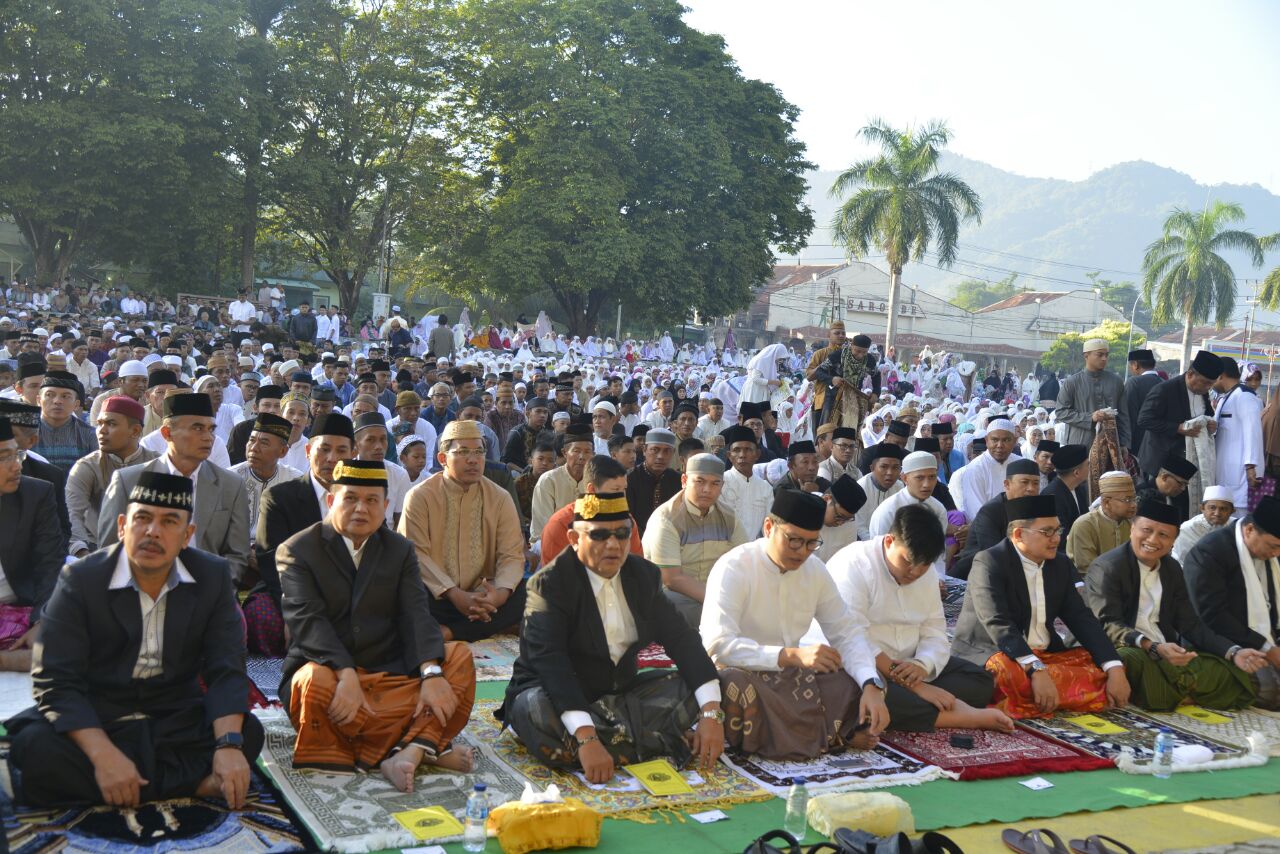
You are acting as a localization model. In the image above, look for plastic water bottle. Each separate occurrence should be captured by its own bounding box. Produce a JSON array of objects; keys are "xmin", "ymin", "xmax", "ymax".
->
[
  {"xmin": 463, "ymin": 783, "xmax": 488, "ymax": 851},
  {"xmin": 784, "ymin": 776, "xmax": 808, "ymax": 840},
  {"xmin": 1152, "ymin": 729, "xmax": 1174, "ymax": 779}
]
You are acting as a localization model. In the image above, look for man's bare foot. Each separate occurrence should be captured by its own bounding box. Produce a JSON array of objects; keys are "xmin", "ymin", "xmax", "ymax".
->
[
  {"xmin": 0, "ymin": 649, "xmax": 32, "ymax": 672},
  {"xmin": 850, "ymin": 730, "xmax": 880, "ymax": 750},
  {"xmin": 424, "ymin": 745, "xmax": 474, "ymax": 772},
  {"xmin": 381, "ymin": 746, "xmax": 424, "ymax": 793},
  {"xmin": 938, "ymin": 704, "xmax": 1017, "ymax": 732}
]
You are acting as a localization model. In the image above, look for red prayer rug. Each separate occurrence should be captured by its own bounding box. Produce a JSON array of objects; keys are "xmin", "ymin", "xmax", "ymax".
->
[
  {"xmin": 880, "ymin": 725, "xmax": 1113, "ymax": 781},
  {"xmin": 636, "ymin": 642, "xmax": 675, "ymax": 668}
]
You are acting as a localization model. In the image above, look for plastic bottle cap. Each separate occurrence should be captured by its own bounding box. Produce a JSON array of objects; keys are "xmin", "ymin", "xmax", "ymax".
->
[
  {"xmin": 474, "ymin": 783, "xmax": 487, "ymax": 792},
  {"xmin": 792, "ymin": 777, "xmax": 806, "ymax": 785}
]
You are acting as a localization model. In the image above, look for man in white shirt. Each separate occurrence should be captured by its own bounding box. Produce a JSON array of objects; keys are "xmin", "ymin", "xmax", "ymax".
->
[
  {"xmin": 815, "ymin": 474, "xmax": 867, "ymax": 562},
  {"xmin": 701, "ymin": 489, "xmax": 889, "ymax": 759},
  {"xmin": 227, "ymin": 291, "xmax": 257, "ymax": 333},
  {"xmin": 952, "ymin": 494, "xmax": 1131, "ymax": 717},
  {"xmin": 960, "ymin": 418, "xmax": 1018, "ymax": 515},
  {"xmin": 499, "ymin": 492, "xmax": 725, "ymax": 782},
  {"xmin": 855, "ymin": 444, "xmax": 905, "ymax": 541},
  {"xmin": 1213, "ymin": 357, "xmax": 1264, "ymax": 517},
  {"xmin": 1172, "ymin": 485, "xmax": 1235, "ymax": 564},
  {"xmin": 353, "ymin": 412, "xmax": 412, "ymax": 528},
  {"xmin": 695, "ymin": 398, "xmax": 730, "ymax": 441},
  {"xmin": 827, "ymin": 504, "xmax": 1012, "ymax": 732},
  {"xmin": 590, "ymin": 400, "xmax": 617, "ymax": 455},
  {"xmin": 315, "ymin": 311, "xmax": 333, "ymax": 345},
  {"xmin": 819, "ymin": 426, "xmax": 863, "ymax": 484},
  {"xmin": 869, "ymin": 451, "xmax": 952, "ymax": 578},
  {"xmin": 719, "ymin": 425, "xmax": 772, "ymax": 541}
]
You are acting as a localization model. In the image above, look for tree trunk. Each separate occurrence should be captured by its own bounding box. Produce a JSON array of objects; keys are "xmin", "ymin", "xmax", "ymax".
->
[
  {"xmin": 884, "ymin": 265, "xmax": 902, "ymax": 353},
  {"xmin": 239, "ymin": 169, "xmax": 259, "ymax": 294},
  {"xmin": 1180, "ymin": 314, "xmax": 1193, "ymax": 374}
]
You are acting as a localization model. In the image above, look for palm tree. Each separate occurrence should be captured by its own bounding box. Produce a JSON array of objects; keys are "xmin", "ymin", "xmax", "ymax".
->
[
  {"xmin": 1141, "ymin": 201, "xmax": 1263, "ymax": 371},
  {"xmin": 1261, "ymin": 232, "xmax": 1280, "ymax": 313},
  {"xmin": 829, "ymin": 119, "xmax": 981, "ymax": 352}
]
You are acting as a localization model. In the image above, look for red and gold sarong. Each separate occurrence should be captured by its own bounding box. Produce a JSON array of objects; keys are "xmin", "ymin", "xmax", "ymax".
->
[
  {"xmin": 288, "ymin": 642, "xmax": 475, "ymax": 770},
  {"xmin": 985, "ymin": 648, "xmax": 1107, "ymax": 719}
]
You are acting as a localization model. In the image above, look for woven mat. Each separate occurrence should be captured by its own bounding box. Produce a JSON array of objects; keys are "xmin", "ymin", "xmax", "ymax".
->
[
  {"xmin": 469, "ymin": 635, "xmax": 523, "ymax": 682},
  {"xmin": 720, "ymin": 743, "xmax": 954, "ymax": 797},
  {"xmin": 246, "ymin": 657, "xmax": 282, "ymax": 705},
  {"xmin": 1144, "ymin": 706, "xmax": 1280, "ymax": 757},
  {"xmin": 256, "ymin": 709, "xmax": 526, "ymax": 853},
  {"xmin": 942, "ymin": 578, "xmax": 966, "ymax": 633},
  {"xmin": 881, "ymin": 724, "xmax": 1113, "ymax": 781},
  {"xmin": 1017, "ymin": 706, "xmax": 1242, "ymax": 761},
  {"xmin": 465, "ymin": 699, "xmax": 772, "ymax": 820},
  {"xmin": 2, "ymin": 742, "xmax": 306, "ymax": 853}
]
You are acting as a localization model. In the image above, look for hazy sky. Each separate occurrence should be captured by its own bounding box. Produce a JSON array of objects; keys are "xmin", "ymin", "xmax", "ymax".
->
[{"xmin": 682, "ymin": 0, "xmax": 1280, "ymax": 193}]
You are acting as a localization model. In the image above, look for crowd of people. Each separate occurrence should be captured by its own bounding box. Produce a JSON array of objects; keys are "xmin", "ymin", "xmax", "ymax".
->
[{"xmin": 0, "ymin": 286, "xmax": 1278, "ymax": 816}]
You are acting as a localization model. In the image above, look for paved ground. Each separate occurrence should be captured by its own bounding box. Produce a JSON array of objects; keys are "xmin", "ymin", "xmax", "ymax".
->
[{"xmin": 1156, "ymin": 841, "xmax": 1280, "ymax": 853}]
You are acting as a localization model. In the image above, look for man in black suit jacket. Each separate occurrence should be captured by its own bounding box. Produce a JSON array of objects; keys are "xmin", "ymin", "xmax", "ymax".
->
[
  {"xmin": 1124, "ymin": 350, "xmax": 1163, "ymax": 460},
  {"xmin": 952, "ymin": 495, "xmax": 1130, "ymax": 717},
  {"xmin": 1182, "ymin": 497, "xmax": 1280, "ymax": 709},
  {"xmin": 6, "ymin": 471, "xmax": 261, "ymax": 809},
  {"xmin": 500, "ymin": 491, "xmax": 724, "ymax": 784},
  {"xmin": 952, "ymin": 458, "xmax": 1040, "ymax": 580},
  {"xmin": 1136, "ymin": 351, "xmax": 1220, "ymax": 479},
  {"xmin": 245, "ymin": 412, "xmax": 354, "ymax": 656},
  {"xmin": 278, "ymin": 460, "xmax": 475, "ymax": 792},
  {"xmin": 0, "ymin": 418, "xmax": 68, "ymax": 671},
  {"xmin": 1042, "ymin": 444, "xmax": 1090, "ymax": 564},
  {"xmin": 1085, "ymin": 500, "xmax": 1264, "ymax": 711}
]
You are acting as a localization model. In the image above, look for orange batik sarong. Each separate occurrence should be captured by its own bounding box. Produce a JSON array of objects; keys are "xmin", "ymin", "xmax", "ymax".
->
[
  {"xmin": 985, "ymin": 648, "xmax": 1108, "ymax": 719},
  {"xmin": 288, "ymin": 642, "xmax": 475, "ymax": 771}
]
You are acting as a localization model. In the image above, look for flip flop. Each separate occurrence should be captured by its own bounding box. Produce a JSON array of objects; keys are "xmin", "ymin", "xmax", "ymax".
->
[
  {"xmin": 832, "ymin": 828, "xmax": 913, "ymax": 853},
  {"xmin": 915, "ymin": 832, "xmax": 966, "ymax": 853},
  {"xmin": 1069, "ymin": 835, "xmax": 1137, "ymax": 854},
  {"xmin": 1001, "ymin": 828, "xmax": 1070, "ymax": 854}
]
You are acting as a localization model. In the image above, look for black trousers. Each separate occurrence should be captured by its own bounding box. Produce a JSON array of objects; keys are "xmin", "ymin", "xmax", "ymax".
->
[
  {"xmin": 428, "ymin": 578, "xmax": 528, "ymax": 642},
  {"xmin": 884, "ymin": 657, "xmax": 995, "ymax": 732},
  {"xmin": 9, "ymin": 703, "xmax": 265, "ymax": 807}
]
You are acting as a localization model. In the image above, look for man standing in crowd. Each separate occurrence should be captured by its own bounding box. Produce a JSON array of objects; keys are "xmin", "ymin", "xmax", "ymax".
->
[
  {"xmin": 1054, "ymin": 338, "xmax": 1130, "ymax": 454},
  {"xmin": 1124, "ymin": 348, "xmax": 1162, "ymax": 460},
  {"xmin": 66, "ymin": 396, "xmax": 157, "ymax": 558}
]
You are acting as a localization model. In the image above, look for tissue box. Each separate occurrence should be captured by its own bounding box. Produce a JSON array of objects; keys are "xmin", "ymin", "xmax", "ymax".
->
[
  {"xmin": 485, "ymin": 797, "xmax": 602, "ymax": 854},
  {"xmin": 805, "ymin": 791, "xmax": 914, "ymax": 838}
]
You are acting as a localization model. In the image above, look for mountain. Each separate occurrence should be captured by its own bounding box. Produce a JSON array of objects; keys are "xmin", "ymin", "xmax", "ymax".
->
[{"xmin": 784, "ymin": 155, "xmax": 1280, "ymax": 326}]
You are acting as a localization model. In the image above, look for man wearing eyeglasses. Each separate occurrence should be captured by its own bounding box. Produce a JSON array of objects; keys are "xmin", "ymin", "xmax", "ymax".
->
[
  {"xmin": 398, "ymin": 419, "xmax": 525, "ymax": 642},
  {"xmin": 952, "ymin": 495, "xmax": 1130, "ymax": 718},
  {"xmin": 702, "ymin": 489, "xmax": 889, "ymax": 759},
  {"xmin": 1066, "ymin": 471, "xmax": 1137, "ymax": 576},
  {"xmin": 819, "ymin": 426, "xmax": 863, "ymax": 484},
  {"xmin": 499, "ymin": 491, "xmax": 724, "ymax": 784}
]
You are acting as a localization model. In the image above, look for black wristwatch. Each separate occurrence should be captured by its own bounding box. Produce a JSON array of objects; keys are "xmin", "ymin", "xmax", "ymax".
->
[{"xmin": 214, "ymin": 732, "xmax": 244, "ymax": 752}]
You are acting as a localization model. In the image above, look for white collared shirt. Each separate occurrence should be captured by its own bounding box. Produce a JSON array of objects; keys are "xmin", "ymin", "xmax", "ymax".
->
[
  {"xmin": 312, "ymin": 475, "xmax": 331, "ymax": 520},
  {"xmin": 342, "ymin": 534, "xmax": 369, "ymax": 569},
  {"xmin": 164, "ymin": 455, "xmax": 202, "ymax": 546},
  {"xmin": 108, "ymin": 548, "xmax": 195, "ymax": 679},
  {"xmin": 1017, "ymin": 551, "xmax": 1052, "ymax": 651},
  {"xmin": 1135, "ymin": 560, "xmax": 1165, "ymax": 645}
]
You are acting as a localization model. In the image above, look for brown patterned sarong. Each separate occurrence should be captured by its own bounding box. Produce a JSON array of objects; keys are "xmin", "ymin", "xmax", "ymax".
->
[
  {"xmin": 288, "ymin": 642, "xmax": 475, "ymax": 770},
  {"xmin": 985, "ymin": 648, "xmax": 1107, "ymax": 720},
  {"xmin": 1087, "ymin": 419, "xmax": 1126, "ymax": 503},
  {"xmin": 719, "ymin": 667, "xmax": 864, "ymax": 760}
]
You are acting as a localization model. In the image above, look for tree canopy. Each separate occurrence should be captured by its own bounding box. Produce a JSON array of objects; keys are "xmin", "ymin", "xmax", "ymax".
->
[
  {"xmin": 1040, "ymin": 318, "xmax": 1145, "ymax": 376},
  {"xmin": 951, "ymin": 273, "xmax": 1018, "ymax": 311}
]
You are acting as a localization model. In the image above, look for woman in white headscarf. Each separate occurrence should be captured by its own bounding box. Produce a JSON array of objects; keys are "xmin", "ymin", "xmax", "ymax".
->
[
  {"xmin": 776, "ymin": 399, "xmax": 797, "ymax": 434},
  {"xmin": 741, "ymin": 342, "xmax": 790, "ymax": 404}
]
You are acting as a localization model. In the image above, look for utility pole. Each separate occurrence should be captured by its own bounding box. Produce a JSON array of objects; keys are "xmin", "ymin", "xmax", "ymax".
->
[
  {"xmin": 1243, "ymin": 279, "xmax": 1260, "ymax": 362},
  {"xmin": 828, "ymin": 276, "xmax": 843, "ymax": 327},
  {"xmin": 616, "ymin": 300, "xmax": 622, "ymax": 342}
]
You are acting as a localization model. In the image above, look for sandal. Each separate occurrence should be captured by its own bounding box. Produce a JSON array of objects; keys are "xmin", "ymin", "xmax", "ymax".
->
[
  {"xmin": 1069, "ymin": 835, "xmax": 1137, "ymax": 854},
  {"xmin": 832, "ymin": 828, "xmax": 913, "ymax": 853},
  {"xmin": 1002, "ymin": 828, "xmax": 1070, "ymax": 854},
  {"xmin": 916, "ymin": 832, "xmax": 965, "ymax": 853},
  {"xmin": 744, "ymin": 829, "xmax": 800, "ymax": 854}
]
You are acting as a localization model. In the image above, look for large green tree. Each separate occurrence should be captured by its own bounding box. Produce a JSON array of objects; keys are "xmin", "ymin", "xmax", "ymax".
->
[
  {"xmin": 0, "ymin": 0, "xmax": 243, "ymax": 284},
  {"xmin": 1141, "ymin": 201, "xmax": 1263, "ymax": 371},
  {"xmin": 411, "ymin": 0, "xmax": 813, "ymax": 337},
  {"xmin": 951, "ymin": 273, "xmax": 1018, "ymax": 311},
  {"xmin": 830, "ymin": 119, "xmax": 981, "ymax": 352}
]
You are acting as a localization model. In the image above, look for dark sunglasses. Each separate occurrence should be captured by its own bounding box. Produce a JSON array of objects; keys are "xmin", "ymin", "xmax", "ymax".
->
[{"xmin": 584, "ymin": 527, "xmax": 631, "ymax": 542}]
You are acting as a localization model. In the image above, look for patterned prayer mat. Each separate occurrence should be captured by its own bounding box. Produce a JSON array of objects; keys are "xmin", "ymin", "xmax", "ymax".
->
[
  {"xmin": 469, "ymin": 635, "xmax": 523, "ymax": 682},
  {"xmin": 256, "ymin": 709, "xmax": 526, "ymax": 853},
  {"xmin": 942, "ymin": 578, "xmax": 966, "ymax": 633},
  {"xmin": 636, "ymin": 642, "xmax": 675, "ymax": 669},
  {"xmin": 880, "ymin": 725, "xmax": 1113, "ymax": 781},
  {"xmin": 2, "ymin": 744, "xmax": 306, "ymax": 854},
  {"xmin": 1017, "ymin": 707, "xmax": 1242, "ymax": 761},
  {"xmin": 465, "ymin": 699, "xmax": 773, "ymax": 820},
  {"xmin": 719, "ymin": 744, "xmax": 954, "ymax": 797},
  {"xmin": 1144, "ymin": 706, "xmax": 1280, "ymax": 757},
  {"xmin": 246, "ymin": 657, "xmax": 283, "ymax": 705}
]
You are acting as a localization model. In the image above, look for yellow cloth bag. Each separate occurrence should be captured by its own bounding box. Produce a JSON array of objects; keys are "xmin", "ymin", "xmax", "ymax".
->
[
  {"xmin": 485, "ymin": 797, "xmax": 603, "ymax": 854},
  {"xmin": 805, "ymin": 791, "xmax": 914, "ymax": 838}
]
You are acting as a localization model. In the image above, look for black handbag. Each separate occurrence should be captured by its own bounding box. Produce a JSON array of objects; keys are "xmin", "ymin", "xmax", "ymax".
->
[{"xmin": 742, "ymin": 829, "xmax": 842, "ymax": 854}]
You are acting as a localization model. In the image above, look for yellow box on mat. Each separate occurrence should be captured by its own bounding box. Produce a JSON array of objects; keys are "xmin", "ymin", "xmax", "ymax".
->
[
  {"xmin": 1175, "ymin": 705, "xmax": 1232, "ymax": 724},
  {"xmin": 392, "ymin": 806, "xmax": 465, "ymax": 841},
  {"xmin": 1065, "ymin": 714, "xmax": 1128, "ymax": 735},
  {"xmin": 624, "ymin": 759, "xmax": 696, "ymax": 795}
]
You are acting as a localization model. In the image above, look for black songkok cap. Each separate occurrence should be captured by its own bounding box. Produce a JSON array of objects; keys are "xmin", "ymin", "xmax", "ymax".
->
[
  {"xmin": 771, "ymin": 489, "xmax": 827, "ymax": 532},
  {"xmin": 356, "ymin": 372, "xmax": 377, "ymax": 386},
  {"xmin": 251, "ymin": 412, "xmax": 293, "ymax": 442},
  {"xmin": 1051, "ymin": 444, "xmax": 1089, "ymax": 471},
  {"xmin": 563, "ymin": 422, "xmax": 594, "ymax": 443},
  {"xmin": 39, "ymin": 370, "xmax": 80, "ymax": 392},
  {"xmin": 255, "ymin": 385, "xmax": 284, "ymax": 401},
  {"xmin": 1036, "ymin": 440, "xmax": 1060, "ymax": 455},
  {"xmin": 887, "ymin": 420, "xmax": 911, "ymax": 438},
  {"xmin": 865, "ymin": 442, "xmax": 906, "ymax": 463},
  {"xmin": 1137, "ymin": 499, "xmax": 1181, "ymax": 528},
  {"xmin": 832, "ymin": 426, "xmax": 858, "ymax": 442},
  {"xmin": 1160, "ymin": 455, "xmax": 1197, "ymax": 481},
  {"xmin": 738, "ymin": 402, "xmax": 763, "ymax": 421},
  {"xmin": 913, "ymin": 437, "xmax": 941, "ymax": 453},
  {"xmin": 930, "ymin": 421, "xmax": 954, "ymax": 436},
  {"xmin": 369, "ymin": 359, "xmax": 391, "ymax": 372},
  {"xmin": 1127, "ymin": 349, "xmax": 1155, "ymax": 362},
  {"xmin": 673, "ymin": 402, "xmax": 700, "ymax": 418},
  {"xmin": 128, "ymin": 471, "xmax": 194, "ymax": 513},
  {"xmin": 1190, "ymin": 350, "xmax": 1223, "ymax": 380},
  {"xmin": 17, "ymin": 361, "xmax": 46, "ymax": 382},
  {"xmin": 0, "ymin": 400, "xmax": 41, "ymax": 427},
  {"xmin": 1006, "ymin": 458, "xmax": 1040, "ymax": 478},
  {"xmin": 148, "ymin": 369, "xmax": 179, "ymax": 388},
  {"xmin": 722, "ymin": 425, "xmax": 756, "ymax": 447},
  {"xmin": 1248, "ymin": 496, "xmax": 1280, "ymax": 538},
  {"xmin": 830, "ymin": 474, "xmax": 867, "ymax": 516},
  {"xmin": 850, "ymin": 334, "xmax": 872, "ymax": 348},
  {"xmin": 290, "ymin": 371, "xmax": 312, "ymax": 384},
  {"xmin": 354, "ymin": 411, "xmax": 387, "ymax": 433},
  {"xmin": 164, "ymin": 393, "xmax": 213, "ymax": 419},
  {"xmin": 787, "ymin": 440, "xmax": 817, "ymax": 458},
  {"xmin": 0, "ymin": 417, "xmax": 12, "ymax": 442},
  {"xmin": 1005, "ymin": 495, "xmax": 1058, "ymax": 521},
  {"xmin": 311, "ymin": 386, "xmax": 337, "ymax": 403},
  {"xmin": 312, "ymin": 412, "xmax": 355, "ymax": 441}
]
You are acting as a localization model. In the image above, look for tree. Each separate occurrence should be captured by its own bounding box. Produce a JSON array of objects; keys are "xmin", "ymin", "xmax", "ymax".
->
[
  {"xmin": 410, "ymin": 0, "xmax": 813, "ymax": 337},
  {"xmin": 264, "ymin": 0, "xmax": 460, "ymax": 314},
  {"xmin": 1141, "ymin": 201, "xmax": 1263, "ymax": 371},
  {"xmin": 951, "ymin": 273, "xmax": 1018, "ymax": 311},
  {"xmin": 1040, "ymin": 319, "xmax": 1145, "ymax": 376},
  {"xmin": 1260, "ymin": 232, "xmax": 1280, "ymax": 314},
  {"xmin": 829, "ymin": 119, "xmax": 981, "ymax": 352},
  {"xmin": 0, "ymin": 0, "xmax": 244, "ymax": 284}
]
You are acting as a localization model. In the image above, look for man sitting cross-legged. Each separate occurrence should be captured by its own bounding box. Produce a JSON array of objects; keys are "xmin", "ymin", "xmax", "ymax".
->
[
  {"xmin": 278, "ymin": 459, "xmax": 476, "ymax": 792},
  {"xmin": 952, "ymin": 494, "xmax": 1131, "ymax": 718},
  {"xmin": 1085, "ymin": 499, "xmax": 1263, "ymax": 711},
  {"xmin": 701, "ymin": 489, "xmax": 889, "ymax": 759},
  {"xmin": 499, "ymin": 492, "xmax": 725, "ymax": 783},
  {"xmin": 826, "ymin": 504, "xmax": 1012, "ymax": 733},
  {"xmin": 7, "ymin": 471, "xmax": 262, "ymax": 808}
]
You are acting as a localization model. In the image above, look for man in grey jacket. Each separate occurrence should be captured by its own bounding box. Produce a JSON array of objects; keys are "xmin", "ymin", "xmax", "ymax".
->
[{"xmin": 1054, "ymin": 338, "xmax": 1129, "ymax": 451}]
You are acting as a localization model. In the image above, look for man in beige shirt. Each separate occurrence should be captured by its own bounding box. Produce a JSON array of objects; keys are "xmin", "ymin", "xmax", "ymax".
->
[
  {"xmin": 398, "ymin": 419, "xmax": 526, "ymax": 641},
  {"xmin": 642, "ymin": 453, "xmax": 747, "ymax": 627}
]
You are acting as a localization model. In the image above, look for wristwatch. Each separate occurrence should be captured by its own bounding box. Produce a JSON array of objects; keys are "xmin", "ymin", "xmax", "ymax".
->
[
  {"xmin": 214, "ymin": 732, "xmax": 244, "ymax": 752},
  {"xmin": 420, "ymin": 663, "xmax": 444, "ymax": 680},
  {"xmin": 700, "ymin": 709, "xmax": 725, "ymax": 723},
  {"xmin": 861, "ymin": 676, "xmax": 887, "ymax": 693},
  {"xmin": 1024, "ymin": 659, "xmax": 1047, "ymax": 678}
]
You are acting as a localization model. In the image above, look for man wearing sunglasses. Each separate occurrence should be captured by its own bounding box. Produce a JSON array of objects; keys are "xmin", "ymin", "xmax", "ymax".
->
[
  {"xmin": 500, "ymin": 492, "xmax": 724, "ymax": 784},
  {"xmin": 953, "ymin": 494, "xmax": 1130, "ymax": 718}
]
